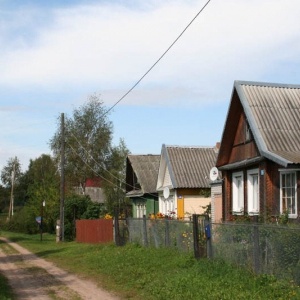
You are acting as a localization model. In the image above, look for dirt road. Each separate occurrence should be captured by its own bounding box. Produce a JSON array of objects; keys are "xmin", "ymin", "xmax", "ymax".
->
[{"xmin": 0, "ymin": 237, "xmax": 120, "ymax": 300}]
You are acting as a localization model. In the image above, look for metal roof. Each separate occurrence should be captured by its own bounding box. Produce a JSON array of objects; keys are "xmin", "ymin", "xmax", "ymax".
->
[
  {"xmin": 235, "ymin": 80, "xmax": 300, "ymax": 166},
  {"xmin": 164, "ymin": 145, "xmax": 218, "ymax": 188},
  {"xmin": 127, "ymin": 154, "xmax": 160, "ymax": 194}
]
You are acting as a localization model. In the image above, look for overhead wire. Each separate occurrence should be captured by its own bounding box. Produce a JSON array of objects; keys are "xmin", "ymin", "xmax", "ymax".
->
[
  {"xmin": 61, "ymin": 0, "xmax": 213, "ymax": 199},
  {"xmin": 102, "ymin": 0, "xmax": 212, "ymax": 117},
  {"xmin": 66, "ymin": 141, "xmax": 154, "ymax": 202},
  {"xmin": 69, "ymin": 131, "xmax": 159, "ymax": 198}
]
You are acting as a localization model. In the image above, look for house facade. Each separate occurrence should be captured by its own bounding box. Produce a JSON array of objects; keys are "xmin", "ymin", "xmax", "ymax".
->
[
  {"xmin": 156, "ymin": 144, "xmax": 218, "ymax": 219},
  {"xmin": 216, "ymin": 81, "xmax": 300, "ymax": 222},
  {"xmin": 126, "ymin": 154, "xmax": 160, "ymax": 218}
]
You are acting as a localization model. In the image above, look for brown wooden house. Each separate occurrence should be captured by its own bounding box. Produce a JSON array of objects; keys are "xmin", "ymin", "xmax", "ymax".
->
[{"xmin": 216, "ymin": 80, "xmax": 300, "ymax": 222}]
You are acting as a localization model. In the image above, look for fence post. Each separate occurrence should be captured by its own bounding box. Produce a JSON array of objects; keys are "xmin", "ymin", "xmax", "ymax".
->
[
  {"xmin": 253, "ymin": 216, "xmax": 260, "ymax": 274},
  {"xmin": 204, "ymin": 215, "xmax": 213, "ymax": 258},
  {"xmin": 114, "ymin": 208, "xmax": 121, "ymax": 246},
  {"xmin": 142, "ymin": 215, "xmax": 148, "ymax": 247},
  {"xmin": 193, "ymin": 214, "xmax": 200, "ymax": 259},
  {"xmin": 165, "ymin": 216, "xmax": 170, "ymax": 247}
]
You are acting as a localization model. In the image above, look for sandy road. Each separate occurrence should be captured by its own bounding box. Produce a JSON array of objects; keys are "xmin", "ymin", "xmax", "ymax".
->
[{"xmin": 0, "ymin": 237, "xmax": 120, "ymax": 300}]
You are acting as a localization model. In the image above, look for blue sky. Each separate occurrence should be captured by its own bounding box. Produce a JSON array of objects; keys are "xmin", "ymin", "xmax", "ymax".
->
[{"xmin": 1, "ymin": 0, "xmax": 300, "ymax": 173}]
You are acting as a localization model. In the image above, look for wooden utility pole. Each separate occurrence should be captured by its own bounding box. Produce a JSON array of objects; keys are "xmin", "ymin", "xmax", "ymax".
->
[
  {"xmin": 59, "ymin": 113, "xmax": 65, "ymax": 242},
  {"xmin": 7, "ymin": 162, "xmax": 16, "ymax": 221}
]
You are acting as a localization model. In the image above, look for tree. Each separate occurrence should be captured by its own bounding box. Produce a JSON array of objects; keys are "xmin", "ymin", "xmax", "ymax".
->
[
  {"xmin": 50, "ymin": 94, "xmax": 113, "ymax": 193},
  {"xmin": 1, "ymin": 157, "xmax": 22, "ymax": 219},
  {"xmin": 22, "ymin": 154, "xmax": 60, "ymax": 233},
  {"xmin": 102, "ymin": 139, "xmax": 130, "ymax": 215}
]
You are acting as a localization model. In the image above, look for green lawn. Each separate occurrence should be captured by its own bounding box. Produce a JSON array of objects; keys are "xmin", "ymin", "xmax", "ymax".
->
[{"xmin": 0, "ymin": 231, "xmax": 299, "ymax": 300}]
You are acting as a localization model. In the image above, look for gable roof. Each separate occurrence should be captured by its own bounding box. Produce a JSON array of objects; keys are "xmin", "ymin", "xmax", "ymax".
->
[
  {"xmin": 157, "ymin": 145, "xmax": 218, "ymax": 189},
  {"xmin": 218, "ymin": 80, "xmax": 300, "ymax": 167},
  {"xmin": 126, "ymin": 154, "xmax": 160, "ymax": 197}
]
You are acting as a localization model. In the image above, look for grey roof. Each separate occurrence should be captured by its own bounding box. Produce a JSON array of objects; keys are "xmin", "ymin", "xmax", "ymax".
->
[
  {"xmin": 127, "ymin": 155, "xmax": 160, "ymax": 194},
  {"xmin": 235, "ymin": 80, "xmax": 300, "ymax": 166},
  {"xmin": 163, "ymin": 145, "xmax": 218, "ymax": 188}
]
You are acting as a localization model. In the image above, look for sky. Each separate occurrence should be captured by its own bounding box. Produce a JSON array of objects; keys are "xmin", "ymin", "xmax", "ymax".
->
[{"xmin": 1, "ymin": 0, "xmax": 300, "ymax": 174}]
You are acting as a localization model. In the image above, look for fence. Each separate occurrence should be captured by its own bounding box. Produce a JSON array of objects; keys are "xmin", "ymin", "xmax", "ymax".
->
[
  {"xmin": 119, "ymin": 217, "xmax": 300, "ymax": 284},
  {"xmin": 211, "ymin": 222, "xmax": 300, "ymax": 284},
  {"xmin": 123, "ymin": 215, "xmax": 210, "ymax": 257},
  {"xmin": 76, "ymin": 219, "xmax": 113, "ymax": 243}
]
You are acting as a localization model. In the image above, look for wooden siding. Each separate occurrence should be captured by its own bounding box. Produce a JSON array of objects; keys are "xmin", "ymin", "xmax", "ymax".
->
[
  {"xmin": 76, "ymin": 219, "xmax": 113, "ymax": 243},
  {"xmin": 222, "ymin": 160, "xmax": 300, "ymax": 221},
  {"xmin": 228, "ymin": 112, "xmax": 259, "ymax": 163}
]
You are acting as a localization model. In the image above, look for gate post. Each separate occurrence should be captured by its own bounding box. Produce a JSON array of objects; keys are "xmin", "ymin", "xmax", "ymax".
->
[
  {"xmin": 193, "ymin": 214, "xmax": 200, "ymax": 259},
  {"xmin": 142, "ymin": 215, "xmax": 148, "ymax": 246},
  {"xmin": 114, "ymin": 208, "xmax": 121, "ymax": 246}
]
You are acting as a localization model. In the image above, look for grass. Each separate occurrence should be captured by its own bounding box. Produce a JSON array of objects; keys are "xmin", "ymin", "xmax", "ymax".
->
[{"xmin": 0, "ymin": 231, "xmax": 300, "ymax": 299}]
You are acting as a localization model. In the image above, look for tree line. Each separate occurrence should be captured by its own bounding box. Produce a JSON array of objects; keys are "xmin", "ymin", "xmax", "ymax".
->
[{"xmin": 0, "ymin": 95, "xmax": 129, "ymax": 240}]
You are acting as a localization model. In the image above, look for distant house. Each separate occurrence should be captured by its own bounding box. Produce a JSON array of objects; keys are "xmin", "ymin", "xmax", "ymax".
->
[
  {"xmin": 74, "ymin": 177, "xmax": 105, "ymax": 203},
  {"xmin": 216, "ymin": 80, "xmax": 300, "ymax": 222},
  {"xmin": 156, "ymin": 144, "xmax": 218, "ymax": 219},
  {"xmin": 126, "ymin": 155, "xmax": 160, "ymax": 218}
]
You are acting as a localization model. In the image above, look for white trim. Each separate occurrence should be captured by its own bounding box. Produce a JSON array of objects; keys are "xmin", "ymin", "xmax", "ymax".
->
[
  {"xmin": 232, "ymin": 171, "xmax": 244, "ymax": 214},
  {"xmin": 247, "ymin": 169, "xmax": 259, "ymax": 215}
]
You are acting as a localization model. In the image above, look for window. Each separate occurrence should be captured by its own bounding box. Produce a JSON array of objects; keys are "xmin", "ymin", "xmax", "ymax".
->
[
  {"xmin": 280, "ymin": 171, "xmax": 297, "ymax": 218},
  {"xmin": 247, "ymin": 169, "xmax": 259, "ymax": 214},
  {"xmin": 136, "ymin": 203, "xmax": 146, "ymax": 218},
  {"xmin": 160, "ymin": 195, "xmax": 174, "ymax": 215},
  {"xmin": 245, "ymin": 121, "xmax": 252, "ymax": 142},
  {"xmin": 232, "ymin": 171, "xmax": 244, "ymax": 214}
]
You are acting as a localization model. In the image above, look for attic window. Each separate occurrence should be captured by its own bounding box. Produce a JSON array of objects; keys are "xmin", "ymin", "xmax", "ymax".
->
[{"xmin": 245, "ymin": 121, "xmax": 252, "ymax": 142}]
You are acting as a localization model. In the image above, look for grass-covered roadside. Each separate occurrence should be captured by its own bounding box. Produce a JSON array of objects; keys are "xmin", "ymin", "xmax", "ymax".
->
[
  {"xmin": 0, "ymin": 231, "xmax": 299, "ymax": 300},
  {"xmin": 0, "ymin": 274, "xmax": 14, "ymax": 300}
]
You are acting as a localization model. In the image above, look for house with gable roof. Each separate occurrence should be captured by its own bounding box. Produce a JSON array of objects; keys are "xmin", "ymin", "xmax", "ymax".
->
[
  {"xmin": 125, "ymin": 154, "xmax": 160, "ymax": 218},
  {"xmin": 216, "ymin": 80, "xmax": 300, "ymax": 222},
  {"xmin": 156, "ymin": 144, "xmax": 218, "ymax": 219}
]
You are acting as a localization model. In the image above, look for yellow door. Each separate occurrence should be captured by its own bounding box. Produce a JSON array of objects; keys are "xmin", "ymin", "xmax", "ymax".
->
[{"xmin": 177, "ymin": 198, "xmax": 184, "ymax": 219}]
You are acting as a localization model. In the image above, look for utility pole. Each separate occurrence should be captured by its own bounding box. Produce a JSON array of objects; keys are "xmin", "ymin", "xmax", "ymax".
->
[
  {"xmin": 59, "ymin": 113, "xmax": 65, "ymax": 242},
  {"xmin": 8, "ymin": 162, "xmax": 16, "ymax": 221}
]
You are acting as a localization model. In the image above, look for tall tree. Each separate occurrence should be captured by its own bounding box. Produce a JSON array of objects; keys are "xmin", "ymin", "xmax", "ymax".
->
[
  {"xmin": 50, "ymin": 94, "xmax": 113, "ymax": 192},
  {"xmin": 1, "ymin": 156, "xmax": 22, "ymax": 219},
  {"xmin": 25, "ymin": 154, "xmax": 60, "ymax": 232},
  {"xmin": 103, "ymin": 139, "xmax": 130, "ymax": 215}
]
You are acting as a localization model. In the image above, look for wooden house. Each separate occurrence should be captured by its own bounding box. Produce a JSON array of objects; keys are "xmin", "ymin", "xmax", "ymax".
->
[
  {"xmin": 156, "ymin": 144, "xmax": 218, "ymax": 219},
  {"xmin": 126, "ymin": 154, "xmax": 160, "ymax": 218},
  {"xmin": 216, "ymin": 80, "xmax": 300, "ymax": 222}
]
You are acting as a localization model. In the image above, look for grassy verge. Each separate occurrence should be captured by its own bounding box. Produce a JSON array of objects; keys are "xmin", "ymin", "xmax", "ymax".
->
[
  {"xmin": 0, "ymin": 240, "xmax": 15, "ymax": 300},
  {"xmin": 0, "ymin": 231, "xmax": 299, "ymax": 299}
]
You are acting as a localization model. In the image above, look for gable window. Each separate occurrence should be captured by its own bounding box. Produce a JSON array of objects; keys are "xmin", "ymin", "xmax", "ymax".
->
[
  {"xmin": 245, "ymin": 121, "xmax": 252, "ymax": 142},
  {"xmin": 136, "ymin": 203, "xmax": 146, "ymax": 218},
  {"xmin": 232, "ymin": 171, "xmax": 244, "ymax": 214},
  {"xmin": 280, "ymin": 171, "xmax": 297, "ymax": 218},
  {"xmin": 247, "ymin": 169, "xmax": 259, "ymax": 214}
]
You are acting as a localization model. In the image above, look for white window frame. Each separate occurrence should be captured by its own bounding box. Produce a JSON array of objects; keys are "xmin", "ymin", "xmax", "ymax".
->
[
  {"xmin": 280, "ymin": 171, "xmax": 297, "ymax": 218},
  {"xmin": 159, "ymin": 195, "xmax": 174, "ymax": 216},
  {"xmin": 136, "ymin": 202, "xmax": 146, "ymax": 218},
  {"xmin": 232, "ymin": 171, "xmax": 244, "ymax": 214},
  {"xmin": 247, "ymin": 169, "xmax": 259, "ymax": 215}
]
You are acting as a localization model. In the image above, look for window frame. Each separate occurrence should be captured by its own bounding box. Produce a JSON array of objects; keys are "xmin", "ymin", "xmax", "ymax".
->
[
  {"xmin": 247, "ymin": 168, "xmax": 259, "ymax": 215},
  {"xmin": 280, "ymin": 171, "xmax": 297, "ymax": 218},
  {"xmin": 136, "ymin": 202, "xmax": 146, "ymax": 218},
  {"xmin": 232, "ymin": 171, "xmax": 244, "ymax": 214}
]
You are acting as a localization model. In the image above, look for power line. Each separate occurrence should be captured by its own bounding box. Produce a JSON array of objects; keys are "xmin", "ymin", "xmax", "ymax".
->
[
  {"xmin": 69, "ymin": 131, "xmax": 159, "ymax": 198},
  {"xmin": 102, "ymin": 0, "xmax": 212, "ymax": 116}
]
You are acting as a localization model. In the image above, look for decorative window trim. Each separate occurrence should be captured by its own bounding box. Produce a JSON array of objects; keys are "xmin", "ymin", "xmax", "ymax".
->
[
  {"xmin": 232, "ymin": 171, "xmax": 244, "ymax": 214},
  {"xmin": 247, "ymin": 169, "xmax": 259, "ymax": 215}
]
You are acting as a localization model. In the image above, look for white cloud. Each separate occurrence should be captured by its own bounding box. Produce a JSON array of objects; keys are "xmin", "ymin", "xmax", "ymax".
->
[{"xmin": 1, "ymin": 0, "xmax": 300, "ymax": 108}]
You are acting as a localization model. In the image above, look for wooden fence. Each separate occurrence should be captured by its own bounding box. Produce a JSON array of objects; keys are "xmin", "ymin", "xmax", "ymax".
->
[{"xmin": 76, "ymin": 219, "xmax": 113, "ymax": 243}]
